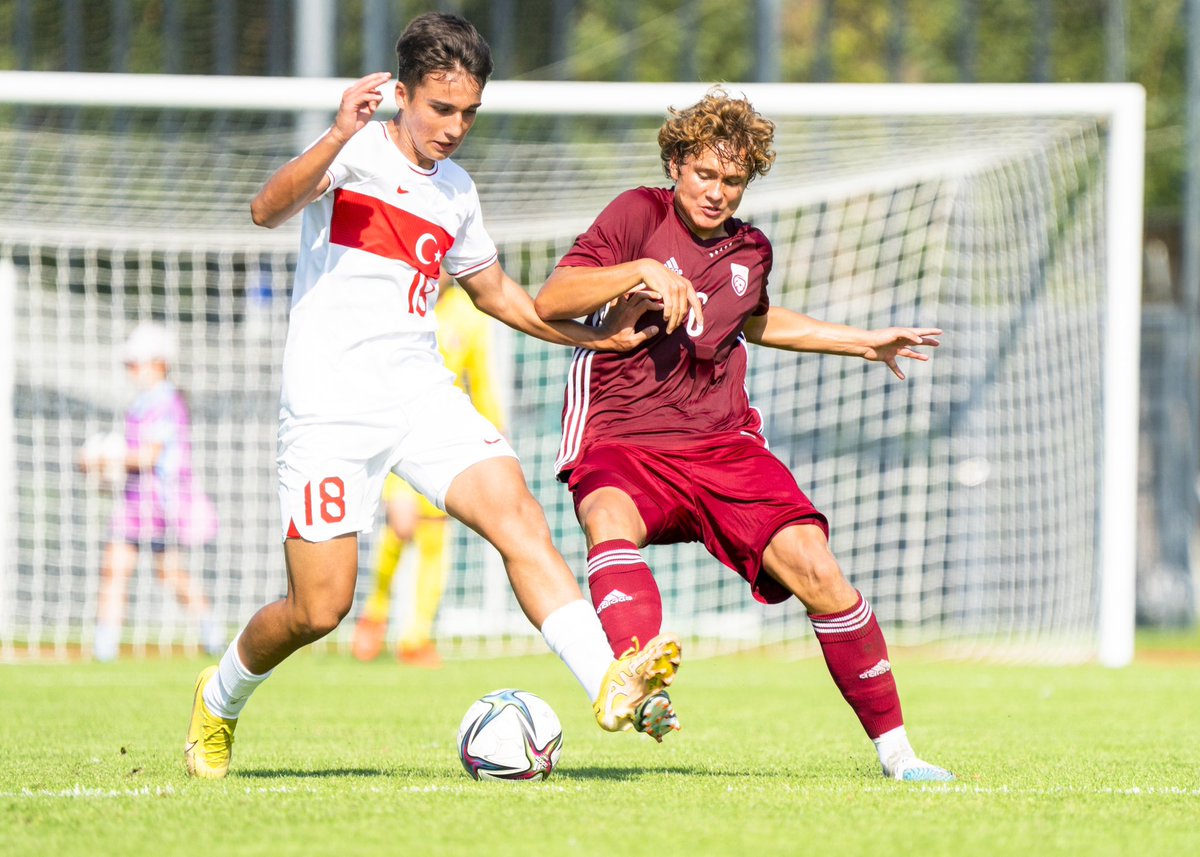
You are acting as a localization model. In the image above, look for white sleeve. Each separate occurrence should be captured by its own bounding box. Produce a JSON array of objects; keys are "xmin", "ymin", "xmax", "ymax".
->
[
  {"xmin": 443, "ymin": 181, "xmax": 499, "ymax": 278},
  {"xmin": 303, "ymin": 127, "xmax": 362, "ymax": 195},
  {"xmin": 324, "ymin": 147, "xmax": 354, "ymax": 192}
]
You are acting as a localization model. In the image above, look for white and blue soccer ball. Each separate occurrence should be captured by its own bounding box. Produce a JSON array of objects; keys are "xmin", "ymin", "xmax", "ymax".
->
[{"xmin": 456, "ymin": 689, "xmax": 563, "ymax": 781}]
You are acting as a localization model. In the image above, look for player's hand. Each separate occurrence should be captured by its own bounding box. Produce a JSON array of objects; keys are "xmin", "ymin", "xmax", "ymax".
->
[
  {"xmin": 861, "ymin": 327, "xmax": 942, "ymax": 380},
  {"xmin": 593, "ymin": 291, "xmax": 663, "ymax": 352},
  {"xmin": 634, "ymin": 260, "xmax": 703, "ymax": 335},
  {"xmin": 331, "ymin": 72, "xmax": 391, "ymax": 143}
]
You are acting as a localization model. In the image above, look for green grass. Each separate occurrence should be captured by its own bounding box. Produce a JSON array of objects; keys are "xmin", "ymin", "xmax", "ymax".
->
[{"xmin": 2, "ymin": 641, "xmax": 1198, "ymax": 857}]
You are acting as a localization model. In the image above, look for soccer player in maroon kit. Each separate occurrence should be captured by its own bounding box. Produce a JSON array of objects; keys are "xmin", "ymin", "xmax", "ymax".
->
[{"xmin": 534, "ymin": 89, "xmax": 954, "ymax": 781}]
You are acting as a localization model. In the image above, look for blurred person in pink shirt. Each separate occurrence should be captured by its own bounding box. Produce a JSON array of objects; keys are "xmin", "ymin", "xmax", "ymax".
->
[{"xmin": 79, "ymin": 321, "xmax": 222, "ymax": 661}]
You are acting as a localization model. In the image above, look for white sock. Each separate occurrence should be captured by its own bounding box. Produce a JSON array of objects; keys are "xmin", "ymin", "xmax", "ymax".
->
[
  {"xmin": 198, "ymin": 614, "xmax": 225, "ymax": 655},
  {"xmin": 872, "ymin": 724, "xmax": 914, "ymax": 765},
  {"xmin": 540, "ymin": 599, "xmax": 613, "ymax": 702},
  {"xmin": 203, "ymin": 633, "xmax": 272, "ymax": 720},
  {"xmin": 93, "ymin": 623, "xmax": 120, "ymax": 662}
]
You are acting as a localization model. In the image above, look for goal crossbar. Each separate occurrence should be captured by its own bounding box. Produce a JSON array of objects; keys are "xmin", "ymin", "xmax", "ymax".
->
[{"xmin": 0, "ymin": 73, "xmax": 1145, "ymax": 666}]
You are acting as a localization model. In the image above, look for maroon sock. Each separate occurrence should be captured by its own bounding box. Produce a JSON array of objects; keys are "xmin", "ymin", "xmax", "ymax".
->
[
  {"xmin": 586, "ymin": 539, "xmax": 663, "ymax": 657},
  {"xmin": 809, "ymin": 592, "xmax": 904, "ymax": 739}
]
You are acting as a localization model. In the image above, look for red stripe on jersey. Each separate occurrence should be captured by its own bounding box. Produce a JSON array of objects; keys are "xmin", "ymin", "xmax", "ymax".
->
[{"xmin": 329, "ymin": 188, "xmax": 454, "ymax": 277}]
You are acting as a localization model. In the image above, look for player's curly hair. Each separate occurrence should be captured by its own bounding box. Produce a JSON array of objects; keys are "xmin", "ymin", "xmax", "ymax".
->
[{"xmin": 657, "ymin": 87, "xmax": 776, "ymax": 182}]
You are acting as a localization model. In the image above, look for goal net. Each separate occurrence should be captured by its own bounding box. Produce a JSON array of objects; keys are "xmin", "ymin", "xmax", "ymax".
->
[{"xmin": 0, "ymin": 74, "xmax": 1143, "ymax": 665}]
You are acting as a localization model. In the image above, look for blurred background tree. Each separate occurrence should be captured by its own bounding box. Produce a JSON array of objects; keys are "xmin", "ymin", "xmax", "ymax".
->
[
  {"xmin": 0, "ymin": 0, "xmax": 1189, "ymax": 265},
  {"xmin": 1, "ymin": 0, "xmax": 1196, "ymax": 625}
]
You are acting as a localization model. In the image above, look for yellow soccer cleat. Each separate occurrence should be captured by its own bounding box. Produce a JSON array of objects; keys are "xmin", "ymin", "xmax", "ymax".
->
[
  {"xmin": 593, "ymin": 632, "xmax": 682, "ymax": 732},
  {"xmin": 185, "ymin": 665, "xmax": 237, "ymax": 779}
]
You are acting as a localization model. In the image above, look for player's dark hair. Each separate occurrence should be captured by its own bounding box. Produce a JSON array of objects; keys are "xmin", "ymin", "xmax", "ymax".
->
[
  {"xmin": 395, "ymin": 12, "xmax": 493, "ymax": 91},
  {"xmin": 658, "ymin": 87, "xmax": 776, "ymax": 182}
]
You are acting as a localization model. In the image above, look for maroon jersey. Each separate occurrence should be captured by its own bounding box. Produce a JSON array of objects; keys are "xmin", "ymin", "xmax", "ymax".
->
[{"xmin": 554, "ymin": 186, "xmax": 773, "ymax": 480}]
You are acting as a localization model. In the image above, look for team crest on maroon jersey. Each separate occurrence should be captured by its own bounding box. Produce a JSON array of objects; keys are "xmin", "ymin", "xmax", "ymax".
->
[{"xmin": 731, "ymin": 263, "xmax": 749, "ymax": 296}]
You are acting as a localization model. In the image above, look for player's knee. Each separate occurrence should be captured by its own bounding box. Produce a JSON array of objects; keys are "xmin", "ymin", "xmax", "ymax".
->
[
  {"xmin": 780, "ymin": 552, "xmax": 835, "ymax": 591},
  {"xmin": 290, "ymin": 612, "xmax": 341, "ymax": 642},
  {"xmin": 102, "ymin": 542, "xmax": 138, "ymax": 577},
  {"xmin": 289, "ymin": 597, "xmax": 351, "ymax": 641},
  {"xmin": 803, "ymin": 557, "xmax": 849, "ymax": 601},
  {"xmin": 580, "ymin": 499, "xmax": 645, "ymax": 545},
  {"xmin": 498, "ymin": 492, "xmax": 553, "ymax": 540},
  {"xmin": 387, "ymin": 500, "xmax": 418, "ymax": 540},
  {"xmin": 766, "ymin": 527, "xmax": 850, "ymax": 605},
  {"xmin": 389, "ymin": 520, "xmax": 416, "ymax": 541}
]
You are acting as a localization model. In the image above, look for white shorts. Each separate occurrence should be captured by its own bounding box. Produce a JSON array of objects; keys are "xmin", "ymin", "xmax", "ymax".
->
[{"xmin": 277, "ymin": 381, "xmax": 516, "ymax": 542}]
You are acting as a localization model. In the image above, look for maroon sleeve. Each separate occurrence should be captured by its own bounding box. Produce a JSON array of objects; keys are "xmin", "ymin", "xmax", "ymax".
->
[{"xmin": 558, "ymin": 187, "xmax": 667, "ymax": 269}]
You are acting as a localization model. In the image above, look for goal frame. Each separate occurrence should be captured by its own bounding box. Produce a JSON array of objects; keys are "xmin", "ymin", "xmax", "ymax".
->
[{"xmin": 0, "ymin": 72, "xmax": 1145, "ymax": 666}]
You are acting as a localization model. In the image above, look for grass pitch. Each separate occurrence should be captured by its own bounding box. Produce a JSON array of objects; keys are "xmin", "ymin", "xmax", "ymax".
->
[{"xmin": 2, "ymin": 633, "xmax": 1198, "ymax": 857}]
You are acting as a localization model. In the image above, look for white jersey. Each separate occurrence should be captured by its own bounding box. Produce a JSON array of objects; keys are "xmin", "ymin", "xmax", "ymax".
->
[{"xmin": 280, "ymin": 122, "xmax": 499, "ymax": 421}]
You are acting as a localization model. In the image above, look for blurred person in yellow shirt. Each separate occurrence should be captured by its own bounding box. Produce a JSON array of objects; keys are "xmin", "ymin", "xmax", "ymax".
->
[{"xmin": 351, "ymin": 270, "xmax": 504, "ymax": 668}]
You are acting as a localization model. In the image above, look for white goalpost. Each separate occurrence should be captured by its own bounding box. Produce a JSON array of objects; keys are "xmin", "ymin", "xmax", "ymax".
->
[{"xmin": 0, "ymin": 72, "xmax": 1144, "ymax": 666}]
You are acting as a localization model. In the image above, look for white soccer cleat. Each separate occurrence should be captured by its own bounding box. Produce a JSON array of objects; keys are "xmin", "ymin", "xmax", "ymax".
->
[{"xmin": 882, "ymin": 751, "xmax": 956, "ymax": 782}]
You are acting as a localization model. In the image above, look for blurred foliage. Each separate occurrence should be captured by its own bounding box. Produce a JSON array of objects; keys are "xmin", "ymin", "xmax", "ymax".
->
[{"xmin": 0, "ymin": 0, "xmax": 1190, "ymax": 223}]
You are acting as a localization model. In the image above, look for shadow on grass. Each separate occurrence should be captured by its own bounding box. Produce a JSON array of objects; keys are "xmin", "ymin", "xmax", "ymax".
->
[
  {"xmin": 235, "ymin": 768, "xmax": 387, "ymax": 779},
  {"xmin": 554, "ymin": 765, "xmax": 746, "ymax": 781},
  {"xmin": 231, "ymin": 764, "xmax": 737, "ymax": 782}
]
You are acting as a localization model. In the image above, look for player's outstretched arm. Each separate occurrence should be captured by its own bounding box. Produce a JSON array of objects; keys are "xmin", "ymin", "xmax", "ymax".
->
[
  {"xmin": 250, "ymin": 72, "xmax": 392, "ymax": 228},
  {"xmin": 743, "ymin": 306, "xmax": 941, "ymax": 381},
  {"xmin": 459, "ymin": 264, "xmax": 660, "ymax": 352},
  {"xmin": 536, "ymin": 261, "xmax": 702, "ymax": 335}
]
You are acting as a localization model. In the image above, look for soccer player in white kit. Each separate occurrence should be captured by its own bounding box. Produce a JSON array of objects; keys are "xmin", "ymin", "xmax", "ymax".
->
[{"xmin": 185, "ymin": 12, "xmax": 681, "ymax": 779}]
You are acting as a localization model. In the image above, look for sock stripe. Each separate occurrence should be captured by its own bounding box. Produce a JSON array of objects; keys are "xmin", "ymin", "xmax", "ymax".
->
[
  {"xmin": 587, "ymin": 549, "xmax": 643, "ymax": 564},
  {"xmin": 586, "ymin": 550, "xmax": 644, "ymax": 576},
  {"xmin": 810, "ymin": 598, "xmax": 873, "ymax": 635}
]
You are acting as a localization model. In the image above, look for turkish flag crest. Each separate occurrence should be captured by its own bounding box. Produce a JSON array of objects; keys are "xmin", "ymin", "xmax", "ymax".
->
[{"xmin": 330, "ymin": 188, "xmax": 454, "ymax": 278}]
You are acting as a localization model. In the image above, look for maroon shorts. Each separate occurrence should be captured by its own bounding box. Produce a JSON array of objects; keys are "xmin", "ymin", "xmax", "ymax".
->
[{"xmin": 566, "ymin": 433, "xmax": 828, "ymax": 604}]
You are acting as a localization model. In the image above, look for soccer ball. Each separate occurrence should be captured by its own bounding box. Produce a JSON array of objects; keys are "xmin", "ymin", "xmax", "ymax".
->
[
  {"xmin": 456, "ymin": 689, "xmax": 563, "ymax": 781},
  {"xmin": 81, "ymin": 431, "xmax": 127, "ymax": 489}
]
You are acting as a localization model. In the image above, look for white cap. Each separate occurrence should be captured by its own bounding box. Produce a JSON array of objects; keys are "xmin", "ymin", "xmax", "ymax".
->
[{"xmin": 122, "ymin": 321, "xmax": 178, "ymax": 365}]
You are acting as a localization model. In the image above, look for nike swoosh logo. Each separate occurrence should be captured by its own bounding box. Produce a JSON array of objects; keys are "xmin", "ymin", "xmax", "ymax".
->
[
  {"xmin": 185, "ymin": 740, "xmax": 197, "ymax": 753},
  {"xmin": 484, "ymin": 437, "xmax": 502, "ymax": 445},
  {"xmin": 396, "ymin": 185, "xmax": 408, "ymax": 194}
]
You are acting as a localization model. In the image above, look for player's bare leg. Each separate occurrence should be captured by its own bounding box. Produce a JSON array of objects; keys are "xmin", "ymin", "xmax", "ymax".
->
[
  {"xmin": 156, "ymin": 549, "xmax": 206, "ymax": 613},
  {"xmin": 764, "ymin": 523, "xmax": 954, "ymax": 781},
  {"xmin": 577, "ymin": 486, "xmax": 649, "ymax": 548},
  {"xmin": 95, "ymin": 541, "xmax": 137, "ymax": 661},
  {"xmin": 156, "ymin": 549, "xmax": 224, "ymax": 655},
  {"xmin": 760, "ymin": 523, "xmax": 857, "ymax": 614},
  {"xmin": 445, "ymin": 457, "xmax": 679, "ymax": 732},
  {"xmin": 240, "ymin": 535, "xmax": 360, "ymax": 672},
  {"xmin": 446, "ymin": 457, "xmax": 592, "ymax": 625},
  {"xmin": 187, "ymin": 534, "xmax": 359, "ymax": 778}
]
